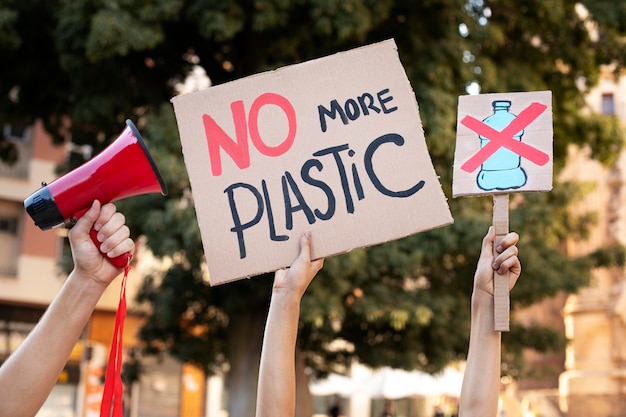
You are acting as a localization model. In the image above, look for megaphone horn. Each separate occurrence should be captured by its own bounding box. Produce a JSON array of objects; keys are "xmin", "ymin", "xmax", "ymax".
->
[{"xmin": 24, "ymin": 119, "xmax": 168, "ymax": 267}]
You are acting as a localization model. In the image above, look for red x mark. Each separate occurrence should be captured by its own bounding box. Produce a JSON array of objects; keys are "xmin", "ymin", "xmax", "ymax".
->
[{"xmin": 460, "ymin": 102, "xmax": 550, "ymax": 173}]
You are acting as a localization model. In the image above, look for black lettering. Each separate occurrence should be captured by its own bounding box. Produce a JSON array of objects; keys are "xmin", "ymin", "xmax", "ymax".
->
[
  {"xmin": 351, "ymin": 158, "xmax": 365, "ymax": 200},
  {"xmin": 357, "ymin": 92, "xmax": 380, "ymax": 116},
  {"xmin": 301, "ymin": 159, "xmax": 336, "ymax": 220},
  {"xmin": 318, "ymin": 90, "xmax": 397, "ymax": 132},
  {"xmin": 261, "ymin": 180, "xmax": 288, "ymax": 242},
  {"xmin": 224, "ymin": 182, "xmax": 264, "ymax": 259},
  {"xmin": 313, "ymin": 145, "xmax": 355, "ymax": 213},
  {"xmin": 344, "ymin": 99, "xmax": 360, "ymax": 121},
  {"xmin": 318, "ymin": 100, "xmax": 348, "ymax": 133},
  {"xmin": 282, "ymin": 171, "xmax": 316, "ymax": 230},
  {"xmin": 364, "ymin": 134, "xmax": 425, "ymax": 197},
  {"xmin": 378, "ymin": 89, "xmax": 397, "ymax": 114}
]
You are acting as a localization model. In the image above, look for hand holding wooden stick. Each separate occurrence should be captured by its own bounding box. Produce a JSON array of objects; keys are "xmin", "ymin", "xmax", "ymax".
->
[{"xmin": 452, "ymin": 91, "xmax": 553, "ymax": 331}]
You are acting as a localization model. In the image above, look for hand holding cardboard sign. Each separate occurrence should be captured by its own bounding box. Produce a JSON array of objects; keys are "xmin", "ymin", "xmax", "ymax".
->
[{"xmin": 453, "ymin": 91, "xmax": 552, "ymax": 331}]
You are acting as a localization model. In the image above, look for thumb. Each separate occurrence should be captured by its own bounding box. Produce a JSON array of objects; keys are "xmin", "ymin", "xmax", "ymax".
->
[
  {"xmin": 298, "ymin": 231, "xmax": 313, "ymax": 262},
  {"xmin": 72, "ymin": 200, "xmax": 101, "ymax": 236},
  {"xmin": 480, "ymin": 226, "xmax": 495, "ymax": 258},
  {"xmin": 299, "ymin": 231, "xmax": 324, "ymax": 274}
]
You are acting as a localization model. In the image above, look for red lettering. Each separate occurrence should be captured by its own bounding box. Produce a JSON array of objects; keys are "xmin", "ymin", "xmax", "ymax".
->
[
  {"xmin": 203, "ymin": 93, "xmax": 297, "ymax": 177},
  {"xmin": 202, "ymin": 100, "xmax": 249, "ymax": 176},
  {"xmin": 249, "ymin": 93, "xmax": 297, "ymax": 157}
]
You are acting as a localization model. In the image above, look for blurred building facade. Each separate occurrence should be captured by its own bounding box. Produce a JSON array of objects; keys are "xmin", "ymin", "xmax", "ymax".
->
[
  {"xmin": 0, "ymin": 121, "xmax": 209, "ymax": 417},
  {"xmin": 512, "ymin": 67, "xmax": 626, "ymax": 417},
  {"xmin": 557, "ymin": 68, "xmax": 626, "ymax": 417}
]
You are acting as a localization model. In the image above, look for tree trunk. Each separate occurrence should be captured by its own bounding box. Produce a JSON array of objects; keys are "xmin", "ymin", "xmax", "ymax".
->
[
  {"xmin": 226, "ymin": 307, "xmax": 314, "ymax": 417},
  {"xmin": 227, "ymin": 307, "xmax": 266, "ymax": 417},
  {"xmin": 295, "ymin": 349, "xmax": 314, "ymax": 417}
]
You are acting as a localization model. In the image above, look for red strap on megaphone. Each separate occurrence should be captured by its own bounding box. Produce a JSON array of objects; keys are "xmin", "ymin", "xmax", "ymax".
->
[{"xmin": 99, "ymin": 255, "xmax": 131, "ymax": 417}]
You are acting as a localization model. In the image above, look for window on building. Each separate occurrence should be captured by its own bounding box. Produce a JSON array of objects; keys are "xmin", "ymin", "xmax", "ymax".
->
[
  {"xmin": 3, "ymin": 124, "xmax": 30, "ymax": 143},
  {"xmin": 0, "ymin": 201, "xmax": 21, "ymax": 277},
  {"xmin": 0, "ymin": 305, "xmax": 44, "ymax": 359},
  {"xmin": 602, "ymin": 93, "xmax": 615, "ymax": 115},
  {"xmin": 0, "ymin": 124, "xmax": 32, "ymax": 178},
  {"xmin": 0, "ymin": 217, "xmax": 18, "ymax": 235}
]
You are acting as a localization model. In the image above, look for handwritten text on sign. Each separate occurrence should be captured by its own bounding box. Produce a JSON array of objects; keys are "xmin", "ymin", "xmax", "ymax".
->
[
  {"xmin": 172, "ymin": 39, "xmax": 453, "ymax": 285},
  {"xmin": 203, "ymin": 89, "xmax": 426, "ymax": 259}
]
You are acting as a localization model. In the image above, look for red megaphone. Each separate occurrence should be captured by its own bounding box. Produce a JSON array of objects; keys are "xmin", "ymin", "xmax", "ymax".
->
[{"xmin": 24, "ymin": 119, "xmax": 168, "ymax": 267}]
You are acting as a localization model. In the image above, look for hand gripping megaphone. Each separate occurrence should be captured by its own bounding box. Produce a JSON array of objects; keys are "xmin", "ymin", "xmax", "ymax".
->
[{"xmin": 24, "ymin": 119, "xmax": 168, "ymax": 267}]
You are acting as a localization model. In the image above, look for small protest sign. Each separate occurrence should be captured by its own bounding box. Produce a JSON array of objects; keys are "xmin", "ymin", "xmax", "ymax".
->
[
  {"xmin": 453, "ymin": 91, "xmax": 553, "ymax": 198},
  {"xmin": 453, "ymin": 90, "xmax": 553, "ymax": 330},
  {"xmin": 172, "ymin": 39, "xmax": 453, "ymax": 285}
]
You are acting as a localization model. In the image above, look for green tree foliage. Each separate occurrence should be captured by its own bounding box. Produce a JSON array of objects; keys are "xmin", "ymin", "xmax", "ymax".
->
[{"xmin": 2, "ymin": 0, "xmax": 626, "ymax": 415}]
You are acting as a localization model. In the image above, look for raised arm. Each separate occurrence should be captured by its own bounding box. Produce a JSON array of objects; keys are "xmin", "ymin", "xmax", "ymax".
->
[
  {"xmin": 0, "ymin": 200, "xmax": 134, "ymax": 417},
  {"xmin": 256, "ymin": 232, "xmax": 324, "ymax": 417},
  {"xmin": 458, "ymin": 227, "xmax": 521, "ymax": 417}
]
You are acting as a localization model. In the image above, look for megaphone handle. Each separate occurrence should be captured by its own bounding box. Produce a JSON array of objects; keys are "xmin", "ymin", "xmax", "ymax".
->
[
  {"xmin": 72, "ymin": 208, "xmax": 132, "ymax": 269},
  {"xmin": 89, "ymin": 228, "xmax": 132, "ymax": 269}
]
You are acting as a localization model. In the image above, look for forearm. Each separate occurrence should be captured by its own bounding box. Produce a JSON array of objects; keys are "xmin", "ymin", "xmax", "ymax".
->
[
  {"xmin": 0, "ymin": 270, "xmax": 107, "ymax": 417},
  {"xmin": 458, "ymin": 290, "xmax": 501, "ymax": 417},
  {"xmin": 256, "ymin": 291, "xmax": 301, "ymax": 417}
]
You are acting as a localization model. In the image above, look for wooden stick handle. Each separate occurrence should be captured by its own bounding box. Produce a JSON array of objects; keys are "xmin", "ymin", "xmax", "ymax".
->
[{"xmin": 493, "ymin": 194, "xmax": 510, "ymax": 332}]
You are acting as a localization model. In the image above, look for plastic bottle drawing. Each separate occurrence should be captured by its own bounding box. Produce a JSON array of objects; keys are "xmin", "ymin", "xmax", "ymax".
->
[{"xmin": 476, "ymin": 100, "xmax": 527, "ymax": 191}]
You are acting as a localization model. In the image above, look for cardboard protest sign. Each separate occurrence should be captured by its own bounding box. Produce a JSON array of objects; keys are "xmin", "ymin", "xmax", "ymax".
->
[
  {"xmin": 172, "ymin": 39, "xmax": 453, "ymax": 285},
  {"xmin": 453, "ymin": 91, "xmax": 553, "ymax": 197},
  {"xmin": 453, "ymin": 91, "xmax": 553, "ymax": 330}
]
